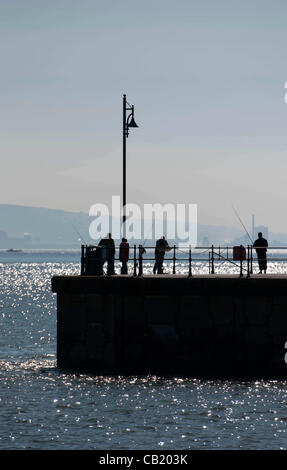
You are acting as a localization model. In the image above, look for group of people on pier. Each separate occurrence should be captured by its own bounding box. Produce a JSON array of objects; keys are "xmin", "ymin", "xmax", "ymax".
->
[
  {"xmin": 91, "ymin": 233, "xmax": 171, "ymax": 275},
  {"xmin": 89, "ymin": 231, "xmax": 268, "ymax": 276}
]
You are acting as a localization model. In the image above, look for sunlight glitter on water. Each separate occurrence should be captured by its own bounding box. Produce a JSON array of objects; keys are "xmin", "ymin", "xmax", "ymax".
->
[
  {"xmin": 1, "ymin": 259, "xmax": 287, "ymax": 449},
  {"xmin": 1, "ymin": 357, "xmax": 287, "ymax": 450}
]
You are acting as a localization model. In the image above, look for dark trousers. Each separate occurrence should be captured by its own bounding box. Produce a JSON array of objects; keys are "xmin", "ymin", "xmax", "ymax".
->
[
  {"xmin": 107, "ymin": 258, "xmax": 115, "ymax": 275},
  {"xmin": 153, "ymin": 254, "xmax": 164, "ymax": 274},
  {"xmin": 256, "ymin": 250, "xmax": 267, "ymax": 272},
  {"xmin": 258, "ymin": 257, "xmax": 267, "ymax": 271},
  {"xmin": 121, "ymin": 261, "xmax": 128, "ymax": 274}
]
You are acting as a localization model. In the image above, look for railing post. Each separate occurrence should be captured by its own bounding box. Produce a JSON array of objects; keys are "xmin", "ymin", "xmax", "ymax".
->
[
  {"xmin": 208, "ymin": 251, "xmax": 211, "ymax": 274},
  {"xmin": 188, "ymin": 245, "xmax": 192, "ymax": 277},
  {"xmin": 138, "ymin": 245, "xmax": 143, "ymax": 276},
  {"xmin": 250, "ymin": 245, "xmax": 253, "ymax": 274},
  {"xmin": 173, "ymin": 244, "xmax": 176, "ymax": 275},
  {"xmin": 247, "ymin": 244, "xmax": 250, "ymax": 277},
  {"xmin": 133, "ymin": 244, "xmax": 137, "ymax": 276},
  {"xmin": 239, "ymin": 244, "xmax": 243, "ymax": 277},
  {"xmin": 81, "ymin": 244, "xmax": 85, "ymax": 275},
  {"xmin": 211, "ymin": 244, "xmax": 215, "ymax": 274}
]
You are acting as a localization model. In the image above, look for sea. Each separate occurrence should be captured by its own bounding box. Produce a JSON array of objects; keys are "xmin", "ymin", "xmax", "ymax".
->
[{"xmin": 1, "ymin": 249, "xmax": 287, "ymax": 450}]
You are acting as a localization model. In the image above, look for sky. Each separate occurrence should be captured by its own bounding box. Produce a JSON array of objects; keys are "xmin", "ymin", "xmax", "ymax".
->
[{"xmin": 1, "ymin": 0, "xmax": 287, "ymax": 233}]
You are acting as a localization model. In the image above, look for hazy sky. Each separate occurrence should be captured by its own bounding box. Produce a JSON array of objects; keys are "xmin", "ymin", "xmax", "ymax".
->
[{"xmin": 1, "ymin": 0, "xmax": 287, "ymax": 232}]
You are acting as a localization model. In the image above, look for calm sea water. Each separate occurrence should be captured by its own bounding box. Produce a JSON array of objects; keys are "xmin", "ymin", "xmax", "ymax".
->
[{"xmin": 1, "ymin": 250, "xmax": 287, "ymax": 450}]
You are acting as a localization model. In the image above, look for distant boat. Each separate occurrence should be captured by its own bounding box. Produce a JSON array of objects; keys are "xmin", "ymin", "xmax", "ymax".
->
[{"xmin": 6, "ymin": 248, "xmax": 22, "ymax": 252}]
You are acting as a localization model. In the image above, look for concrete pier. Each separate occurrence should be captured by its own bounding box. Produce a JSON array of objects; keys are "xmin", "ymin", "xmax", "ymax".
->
[{"xmin": 51, "ymin": 275, "xmax": 287, "ymax": 379}]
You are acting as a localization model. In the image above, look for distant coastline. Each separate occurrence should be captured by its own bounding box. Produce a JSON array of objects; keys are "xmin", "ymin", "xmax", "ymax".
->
[{"xmin": 0, "ymin": 204, "xmax": 286, "ymax": 249}]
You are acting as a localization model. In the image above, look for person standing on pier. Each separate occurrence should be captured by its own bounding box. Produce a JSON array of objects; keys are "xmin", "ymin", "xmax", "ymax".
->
[
  {"xmin": 153, "ymin": 236, "xmax": 171, "ymax": 274},
  {"xmin": 99, "ymin": 233, "xmax": 115, "ymax": 275},
  {"xmin": 119, "ymin": 238, "xmax": 129, "ymax": 274},
  {"xmin": 253, "ymin": 232, "xmax": 268, "ymax": 274}
]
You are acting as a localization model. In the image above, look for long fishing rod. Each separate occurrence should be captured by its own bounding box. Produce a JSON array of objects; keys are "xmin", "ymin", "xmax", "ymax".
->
[
  {"xmin": 232, "ymin": 205, "xmax": 253, "ymax": 245},
  {"xmin": 72, "ymin": 224, "xmax": 87, "ymax": 245}
]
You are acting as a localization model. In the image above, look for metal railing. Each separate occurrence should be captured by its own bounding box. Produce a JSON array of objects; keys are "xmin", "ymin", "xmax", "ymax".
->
[{"xmin": 80, "ymin": 244, "xmax": 287, "ymax": 277}]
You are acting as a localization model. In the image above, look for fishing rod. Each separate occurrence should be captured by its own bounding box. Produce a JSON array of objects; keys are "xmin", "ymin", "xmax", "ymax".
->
[
  {"xmin": 72, "ymin": 224, "xmax": 87, "ymax": 245},
  {"xmin": 232, "ymin": 205, "xmax": 254, "ymax": 245}
]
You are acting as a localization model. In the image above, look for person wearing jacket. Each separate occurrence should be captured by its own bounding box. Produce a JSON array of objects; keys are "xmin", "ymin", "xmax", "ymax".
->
[
  {"xmin": 99, "ymin": 233, "xmax": 115, "ymax": 275},
  {"xmin": 253, "ymin": 232, "xmax": 268, "ymax": 274},
  {"xmin": 153, "ymin": 236, "xmax": 171, "ymax": 274},
  {"xmin": 119, "ymin": 238, "xmax": 129, "ymax": 274}
]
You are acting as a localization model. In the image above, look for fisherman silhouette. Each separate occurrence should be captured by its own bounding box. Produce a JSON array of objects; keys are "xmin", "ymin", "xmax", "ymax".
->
[
  {"xmin": 253, "ymin": 232, "xmax": 268, "ymax": 274},
  {"xmin": 99, "ymin": 233, "xmax": 115, "ymax": 275},
  {"xmin": 119, "ymin": 238, "xmax": 129, "ymax": 274},
  {"xmin": 153, "ymin": 236, "xmax": 171, "ymax": 274}
]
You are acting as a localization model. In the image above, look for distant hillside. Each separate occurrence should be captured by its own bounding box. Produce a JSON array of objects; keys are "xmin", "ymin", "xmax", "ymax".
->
[
  {"xmin": 0, "ymin": 204, "xmax": 90, "ymax": 248},
  {"xmin": 1, "ymin": 203, "xmax": 282, "ymax": 248}
]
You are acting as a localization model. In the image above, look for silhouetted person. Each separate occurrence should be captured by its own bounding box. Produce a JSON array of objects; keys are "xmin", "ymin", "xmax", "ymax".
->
[
  {"xmin": 99, "ymin": 233, "xmax": 115, "ymax": 275},
  {"xmin": 119, "ymin": 238, "xmax": 129, "ymax": 274},
  {"xmin": 153, "ymin": 236, "xmax": 171, "ymax": 274},
  {"xmin": 253, "ymin": 232, "xmax": 268, "ymax": 274}
]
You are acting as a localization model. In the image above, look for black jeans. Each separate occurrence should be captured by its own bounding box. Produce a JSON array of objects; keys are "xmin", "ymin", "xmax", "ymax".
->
[
  {"xmin": 107, "ymin": 258, "xmax": 115, "ymax": 275},
  {"xmin": 256, "ymin": 250, "xmax": 267, "ymax": 271},
  {"xmin": 121, "ymin": 261, "xmax": 128, "ymax": 274},
  {"xmin": 154, "ymin": 254, "xmax": 164, "ymax": 274}
]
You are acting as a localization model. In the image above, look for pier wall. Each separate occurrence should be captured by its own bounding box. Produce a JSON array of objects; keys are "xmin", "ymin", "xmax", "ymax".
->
[{"xmin": 51, "ymin": 276, "xmax": 287, "ymax": 379}]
